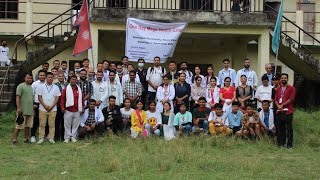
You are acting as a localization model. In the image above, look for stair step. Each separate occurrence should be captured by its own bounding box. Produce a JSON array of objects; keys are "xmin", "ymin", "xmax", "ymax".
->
[
  {"xmin": 0, "ymin": 70, "xmax": 19, "ymax": 77},
  {"xmin": 0, "ymin": 65, "xmax": 21, "ymax": 71},
  {"xmin": 0, "ymin": 84, "xmax": 16, "ymax": 90},
  {"xmin": 0, "ymin": 92, "xmax": 13, "ymax": 101},
  {"xmin": 0, "ymin": 102, "xmax": 10, "ymax": 112}
]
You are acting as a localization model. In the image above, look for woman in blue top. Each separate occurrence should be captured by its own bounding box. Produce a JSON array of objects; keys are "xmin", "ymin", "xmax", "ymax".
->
[
  {"xmin": 173, "ymin": 103, "xmax": 192, "ymax": 136},
  {"xmin": 174, "ymin": 73, "xmax": 191, "ymax": 113}
]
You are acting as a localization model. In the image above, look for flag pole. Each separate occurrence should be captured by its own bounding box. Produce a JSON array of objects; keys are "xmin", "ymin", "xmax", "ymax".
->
[
  {"xmin": 90, "ymin": 48, "xmax": 95, "ymax": 72},
  {"xmin": 274, "ymin": 40, "xmax": 279, "ymax": 76}
]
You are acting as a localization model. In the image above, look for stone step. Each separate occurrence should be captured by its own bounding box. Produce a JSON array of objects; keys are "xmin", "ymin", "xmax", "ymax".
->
[
  {"xmin": 0, "ymin": 73, "xmax": 18, "ymax": 84},
  {"xmin": 0, "ymin": 92, "xmax": 13, "ymax": 101},
  {"xmin": 0, "ymin": 65, "xmax": 21, "ymax": 71},
  {"xmin": 0, "ymin": 84, "xmax": 16, "ymax": 91},
  {"xmin": 0, "ymin": 102, "xmax": 10, "ymax": 112},
  {"xmin": 0, "ymin": 69, "xmax": 19, "ymax": 77}
]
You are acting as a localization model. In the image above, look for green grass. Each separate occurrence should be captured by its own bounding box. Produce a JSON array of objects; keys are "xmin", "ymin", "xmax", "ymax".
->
[{"xmin": 0, "ymin": 110, "xmax": 320, "ymax": 179}]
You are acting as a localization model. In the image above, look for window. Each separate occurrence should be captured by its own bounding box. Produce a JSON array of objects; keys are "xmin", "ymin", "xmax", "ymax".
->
[{"xmin": 0, "ymin": 0, "xmax": 18, "ymax": 19}]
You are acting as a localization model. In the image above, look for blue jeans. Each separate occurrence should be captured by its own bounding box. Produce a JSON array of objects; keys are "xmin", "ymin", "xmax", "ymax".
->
[
  {"xmin": 192, "ymin": 120, "xmax": 209, "ymax": 133},
  {"xmin": 183, "ymin": 124, "xmax": 192, "ymax": 135},
  {"xmin": 145, "ymin": 124, "xmax": 160, "ymax": 136}
]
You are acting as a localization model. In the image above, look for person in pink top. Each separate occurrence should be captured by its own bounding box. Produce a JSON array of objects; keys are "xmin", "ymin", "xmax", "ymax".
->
[
  {"xmin": 275, "ymin": 73, "xmax": 296, "ymax": 149},
  {"xmin": 219, "ymin": 77, "xmax": 236, "ymax": 112}
]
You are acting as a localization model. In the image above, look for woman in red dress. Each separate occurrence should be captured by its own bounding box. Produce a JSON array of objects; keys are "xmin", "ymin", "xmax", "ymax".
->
[{"xmin": 219, "ymin": 77, "xmax": 236, "ymax": 112}]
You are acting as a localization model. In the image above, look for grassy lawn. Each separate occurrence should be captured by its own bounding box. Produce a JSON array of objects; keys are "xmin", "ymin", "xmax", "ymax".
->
[{"xmin": 0, "ymin": 110, "xmax": 320, "ymax": 179}]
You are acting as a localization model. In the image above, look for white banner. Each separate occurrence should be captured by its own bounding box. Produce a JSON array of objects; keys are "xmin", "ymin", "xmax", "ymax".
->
[{"xmin": 125, "ymin": 18, "xmax": 187, "ymax": 63}]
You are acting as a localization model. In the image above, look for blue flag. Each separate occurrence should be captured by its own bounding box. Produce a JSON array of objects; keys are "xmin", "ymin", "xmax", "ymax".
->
[{"xmin": 272, "ymin": 0, "xmax": 284, "ymax": 54}]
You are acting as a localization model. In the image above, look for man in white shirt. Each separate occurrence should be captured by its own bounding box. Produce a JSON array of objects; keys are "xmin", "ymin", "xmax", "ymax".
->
[
  {"xmin": 30, "ymin": 70, "xmax": 46, "ymax": 143},
  {"xmin": 0, "ymin": 40, "xmax": 11, "ymax": 66},
  {"xmin": 178, "ymin": 62, "xmax": 193, "ymax": 84},
  {"xmin": 218, "ymin": 59, "xmax": 236, "ymax": 87},
  {"xmin": 102, "ymin": 60, "xmax": 110, "ymax": 82},
  {"xmin": 36, "ymin": 72, "xmax": 61, "ymax": 144},
  {"xmin": 146, "ymin": 56, "xmax": 166, "ymax": 103},
  {"xmin": 107, "ymin": 70, "xmax": 123, "ymax": 106},
  {"xmin": 60, "ymin": 61, "xmax": 69, "ymax": 81},
  {"xmin": 236, "ymin": 58, "xmax": 258, "ymax": 89},
  {"xmin": 256, "ymin": 75, "xmax": 274, "ymax": 110},
  {"xmin": 91, "ymin": 71, "xmax": 109, "ymax": 109},
  {"xmin": 78, "ymin": 99, "xmax": 105, "ymax": 139}
]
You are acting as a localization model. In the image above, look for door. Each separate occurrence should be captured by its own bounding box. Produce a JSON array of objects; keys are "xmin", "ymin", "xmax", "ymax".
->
[{"xmin": 298, "ymin": 2, "xmax": 315, "ymax": 44}]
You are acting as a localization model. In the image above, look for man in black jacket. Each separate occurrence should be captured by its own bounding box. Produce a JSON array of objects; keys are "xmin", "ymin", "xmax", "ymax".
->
[
  {"xmin": 102, "ymin": 95, "xmax": 122, "ymax": 135},
  {"xmin": 135, "ymin": 58, "xmax": 148, "ymax": 109}
]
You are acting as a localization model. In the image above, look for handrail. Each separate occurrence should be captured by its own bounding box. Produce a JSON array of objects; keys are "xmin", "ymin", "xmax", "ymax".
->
[
  {"xmin": 265, "ymin": 3, "xmax": 320, "ymax": 45},
  {"xmin": 0, "ymin": 1, "xmax": 84, "ymax": 100}
]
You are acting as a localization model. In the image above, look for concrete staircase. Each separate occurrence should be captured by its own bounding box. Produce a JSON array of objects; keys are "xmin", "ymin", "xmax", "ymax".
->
[
  {"xmin": 273, "ymin": 33, "xmax": 320, "ymax": 80},
  {"xmin": 0, "ymin": 65, "xmax": 20, "ymax": 112}
]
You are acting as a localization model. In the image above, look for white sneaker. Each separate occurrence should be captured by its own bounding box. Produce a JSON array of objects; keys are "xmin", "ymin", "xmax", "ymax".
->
[
  {"xmin": 30, "ymin": 136, "xmax": 36, "ymax": 143},
  {"xmin": 71, "ymin": 137, "xmax": 77, "ymax": 143},
  {"xmin": 63, "ymin": 139, "xmax": 69, "ymax": 143},
  {"xmin": 37, "ymin": 138, "xmax": 45, "ymax": 144},
  {"xmin": 49, "ymin": 139, "xmax": 55, "ymax": 144}
]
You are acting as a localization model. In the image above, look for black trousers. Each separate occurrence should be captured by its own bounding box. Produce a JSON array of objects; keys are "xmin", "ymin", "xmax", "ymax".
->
[
  {"xmin": 54, "ymin": 108, "xmax": 65, "ymax": 141},
  {"xmin": 277, "ymin": 112, "xmax": 293, "ymax": 147},
  {"xmin": 78, "ymin": 122, "xmax": 106, "ymax": 139},
  {"xmin": 231, "ymin": 126, "xmax": 241, "ymax": 134},
  {"xmin": 31, "ymin": 104, "xmax": 39, "ymax": 137},
  {"xmin": 141, "ymin": 91, "xmax": 147, "ymax": 110}
]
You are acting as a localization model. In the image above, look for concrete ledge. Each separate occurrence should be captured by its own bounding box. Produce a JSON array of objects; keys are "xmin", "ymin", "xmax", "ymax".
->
[{"xmin": 91, "ymin": 8, "xmax": 273, "ymax": 27}]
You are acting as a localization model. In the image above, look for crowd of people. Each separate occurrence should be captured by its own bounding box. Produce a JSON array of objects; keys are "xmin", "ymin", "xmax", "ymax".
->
[{"xmin": 12, "ymin": 56, "xmax": 296, "ymax": 148}]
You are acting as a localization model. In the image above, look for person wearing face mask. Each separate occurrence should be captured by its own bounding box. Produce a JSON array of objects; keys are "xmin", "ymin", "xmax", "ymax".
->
[
  {"xmin": 73, "ymin": 62, "xmax": 82, "ymax": 80},
  {"xmin": 0, "ymin": 40, "xmax": 12, "ymax": 66},
  {"xmin": 275, "ymin": 73, "xmax": 296, "ymax": 149},
  {"xmin": 136, "ymin": 58, "xmax": 148, "ymax": 108}
]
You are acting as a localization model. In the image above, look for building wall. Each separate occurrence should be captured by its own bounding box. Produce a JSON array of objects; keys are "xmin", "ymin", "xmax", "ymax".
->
[
  {"xmin": 0, "ymin": 0, "xmax": 73, "ymax": 36},
  {"xmin": 95, "ymin": 28, "xmax": 293, "ymax": 84}
]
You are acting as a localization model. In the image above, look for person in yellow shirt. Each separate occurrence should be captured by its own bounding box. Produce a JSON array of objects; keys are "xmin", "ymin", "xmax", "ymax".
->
[
  {"xmin": 131, "ymin": 100, "xmax": 148, "ymax": 138},
  {"xmin": 208, "ymin": 103, "xmax": 232, "ymax": 136}
]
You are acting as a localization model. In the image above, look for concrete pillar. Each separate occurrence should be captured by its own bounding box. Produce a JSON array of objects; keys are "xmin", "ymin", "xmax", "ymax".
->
[
  {"xmin": 257, "ymin": 30, "xmax": 270, "ymax": 81},
  {"xmin": 88, "ymin": 24, "xmax": 99, "ymax": 71},
  {"xmin": 296, "ymin": 10, "xmax": 304, "ymax": 43},
  {"xmin": 315, "ymin": 1, "xmax": 320, "ymax": 43},
  {"xmin": 25, "ymin": 0, "xmax": 33, "ymax": 36}
]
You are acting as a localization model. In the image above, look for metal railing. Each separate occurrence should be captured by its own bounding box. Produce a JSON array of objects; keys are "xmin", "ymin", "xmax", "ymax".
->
[
  {"xmin": 265, "ymin": 4, "xmax": 320, "ymax": 56},
  {"xmin": 93, "ymin": 0, "xmax": 265, "ymax": 12},
  {"xmin": 0, "ymin": 1, "xmax": 83, "ymax": 101},
  {"xmin": 0, "ymin": 1, "xmax": 78, "ymax": 31}
]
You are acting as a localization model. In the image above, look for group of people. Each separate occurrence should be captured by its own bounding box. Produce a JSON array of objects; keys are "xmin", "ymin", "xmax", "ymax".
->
[{"xmin": 12, "ymin": 56, "xmax": 296, "ymax": 148}]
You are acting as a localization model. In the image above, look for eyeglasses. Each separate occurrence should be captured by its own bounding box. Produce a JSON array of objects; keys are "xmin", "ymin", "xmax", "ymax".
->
[{"xmin": 225, "ymin": 81, "xmax": 231, "ymax": 82}]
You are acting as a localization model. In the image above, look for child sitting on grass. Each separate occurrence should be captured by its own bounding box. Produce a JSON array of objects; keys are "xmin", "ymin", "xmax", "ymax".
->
[
  {"xmin": 238, "ymin": 103, "xmax": 260, "ymax": 139},
  {"xmin": 208, "ymin": 103, "xmax": 232, "ymax": 136},
  {"xmin": 173, "ymin": 103, "xmax": 192, "ymax": 136},
  {"xmin": 146, "ymin": 101, "xmax": 162, "ymax": 136},
  {"xmin": 131, "ymin": 100, "xmax": 148, "ymax": 138}
]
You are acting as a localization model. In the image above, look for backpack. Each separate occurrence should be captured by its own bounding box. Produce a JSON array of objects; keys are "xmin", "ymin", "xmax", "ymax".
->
[{"xmin": 150, "ymin": 67, "xmax": 165, "ymax": 74}]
